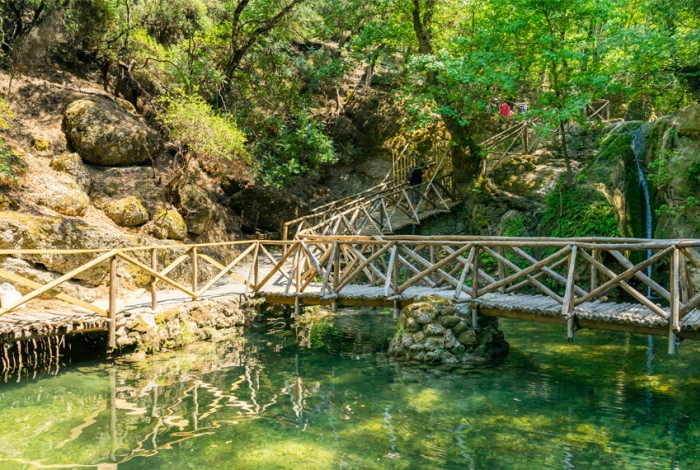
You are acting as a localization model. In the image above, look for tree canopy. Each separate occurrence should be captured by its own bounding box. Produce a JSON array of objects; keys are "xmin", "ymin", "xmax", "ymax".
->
[{"xmin": 2, "ymin": 0, "xmax": 699, "ymax": 187}]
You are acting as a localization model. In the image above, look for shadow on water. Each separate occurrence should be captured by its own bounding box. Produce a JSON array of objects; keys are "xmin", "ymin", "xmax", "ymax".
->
[{"xmin": 0, "ymin": 310, "xmax": 699, "ymax": 469}]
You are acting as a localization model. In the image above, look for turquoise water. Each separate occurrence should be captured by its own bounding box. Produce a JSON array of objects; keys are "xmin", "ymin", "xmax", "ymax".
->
[{"xmin": 0, "ymin": 310, "xmax": 699, "ymax": 469}]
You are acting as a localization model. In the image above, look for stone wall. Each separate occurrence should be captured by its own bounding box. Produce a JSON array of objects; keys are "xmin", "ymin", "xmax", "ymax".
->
[
  {"xmin": 388, "ymin": 297, "xmax": 509, "ymax": 364},
  {"xmin": 115, "ymin": 297, "xmax": 252, "ymax": 354}
]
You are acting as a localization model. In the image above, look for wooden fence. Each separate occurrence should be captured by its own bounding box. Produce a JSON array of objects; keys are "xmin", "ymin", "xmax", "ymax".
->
[
  {"xmin": 283, "ymin": 174, "xmax": 456, "ymax": 240},
  {"xmin": 2, "ymin": 236, "xmax": 699, "ymax": 354}
]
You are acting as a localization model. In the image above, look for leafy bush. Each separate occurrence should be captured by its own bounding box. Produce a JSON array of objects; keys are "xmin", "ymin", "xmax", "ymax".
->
[
  {"xmin": 252, "ymin": 112, "xmax": 337, "ymax": 188},
  {"xmin": 160, "ymin": 94, "xmax": 249, "ymax": 179}
]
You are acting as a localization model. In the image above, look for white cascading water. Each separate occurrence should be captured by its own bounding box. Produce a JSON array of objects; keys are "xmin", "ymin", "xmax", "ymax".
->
[{"xmin": 631, "ymin": 124, "xmax": 653, "ymax": 296}]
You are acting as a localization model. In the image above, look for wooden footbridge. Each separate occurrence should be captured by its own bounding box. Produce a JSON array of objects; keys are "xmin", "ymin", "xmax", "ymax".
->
[{"xmin": 1, "ymin": 235, "xmax": 700, "ymax": 356}]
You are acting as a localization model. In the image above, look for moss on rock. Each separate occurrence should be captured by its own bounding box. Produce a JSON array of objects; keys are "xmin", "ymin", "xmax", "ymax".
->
[
  {"xmin": 50, "ymin": 153, "xmax": 91, "ymax": 192},
  {"xmin": 34, "ymin": 174, "xmax": 90, "ymax": 216},
  {"xmin": 104, "ymin": 196, "xmax": 150, "ymax": 227},
  {"xmin": 152, "ymin": 208, "xmax": 187, "ymax": 240},
  {"xmin": 62, "ymin": 98, "xmax": 161, "ymax": 166}
]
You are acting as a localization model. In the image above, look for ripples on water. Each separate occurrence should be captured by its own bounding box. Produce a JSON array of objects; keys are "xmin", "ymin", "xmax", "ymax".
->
[{"xmin": 0, "ymin": 309, "xmax": 698, "ymax": 469}]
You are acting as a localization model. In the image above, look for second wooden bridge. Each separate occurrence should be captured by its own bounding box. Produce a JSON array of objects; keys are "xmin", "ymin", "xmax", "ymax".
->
[{"xmin": 1, "ymin": 234, "xmax": 699, "ymax": 355}]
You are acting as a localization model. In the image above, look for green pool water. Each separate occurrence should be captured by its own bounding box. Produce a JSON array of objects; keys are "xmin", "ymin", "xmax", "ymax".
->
[{"xmin": 0, "ymin": 310, "xmax": 699, "ymax": 469}]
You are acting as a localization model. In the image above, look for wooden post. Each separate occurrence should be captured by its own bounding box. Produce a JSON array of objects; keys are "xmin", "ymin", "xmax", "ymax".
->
[
  {"xmin": 333, "ymin": 242, "xmax": 341, "ymax": 292},
  {"xmin": 523, "ymin": 124, "xmax": 529, "ymax": 154},
  {"xmin": 590, "ymin": 249, "xmax": 599, "ymax": 291},
  {"xmin": 294, "ymin": 297, "xmax": 301, "ymax": 316},
  {"xmin": 563, "ymin": 246, "xmax": 578, "ymax": 342},
  {"xmin": 680, "ymin": 252, "xmax": 689, "ymax": 304},
  {"xmin": 150, "ymin": 248, "xmax": 157, "ymax": 311},
  {"xmin": 191, "ymin": 247, "xmax": 198, "ymax": 296},
  {"xmin": 471, "ymin": 247, "xmax": 480, "ymax": 329},
  {"xmin": 108, "ymin": 255, "xmax": 117, "ymax": 352},
  {"xmin": 472, "ymin": 247, "xmax": 480, "ymax": 299},
  {"xmin": 332, "ymin": 300, "xmax": 338, "ymax": 312},
  {"xmin": 253, "ymin": 242, "xmax": 260, "ymax": 289},
  {"xmin": 606, "ymin": 102, "xmax": 610, "ymax": 121},
  {"xmin": 430, "ymin": 246, "xmax": 435, "ymax": 284},
  {"xmin": 497, "ymin": 247, "xmax": 506, "ymax": 294},
  {"xmin": 669, "ymin": 248, "xmax": 680, "ymax": 355},
  {"xmin": 394, "ymin": 300, "xmax": 401, "ymax": 319}
]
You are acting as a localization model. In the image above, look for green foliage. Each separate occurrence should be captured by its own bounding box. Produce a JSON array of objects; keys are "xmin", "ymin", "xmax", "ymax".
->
[
  {"xmin": 0, "ymin": 138, "xmax": 27, "ymax": 187},
  {"xmin": 160, "ymin": 94, "xmax": 249, "ymax": 178},
  {"xmin": 252, "ymin": 112, "xmax": 337, "ymax": 188},
  {"xmin": 542, "ymin": 184, "xmax": 621, "ymax": 238},
  {"xmin": 502, "ymin": 216, "xmax": 525, "ymax": 237}
]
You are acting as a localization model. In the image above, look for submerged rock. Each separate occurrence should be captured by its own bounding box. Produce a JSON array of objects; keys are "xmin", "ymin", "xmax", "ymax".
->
[
  {"xmin": 389, "ymin": 296, "xmax": 509, "ymax": 364},
  {"xmin": 62, "ymin": 98, "xmax": 161, "ymax": 166}
]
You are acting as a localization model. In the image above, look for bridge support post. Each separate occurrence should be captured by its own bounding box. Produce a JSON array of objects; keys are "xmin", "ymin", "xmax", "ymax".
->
[
  {"xmin": 294, "ymin": 297, "xmax": 301, "ymax": 316},
  {"xmin": 471, "ymin": 303, "xmax": 478, "ymax": 328},
  {"xmin": 567, "ymin": 317, "xmax": 574, "ymax": 342},
  {"xmin": 669, "ymin": 248, "xmax": 680, "ymax": 355},
  {"xmin": 108, "ymin": 255, "xmax": 117, "ymax": 353},
  {"xmin": 393, "ymin": 300, "xmax": 401, "ymax": 319},
  {"xmin": 332, "ymin": 300, "xmax": 338, "ymax": 313}
]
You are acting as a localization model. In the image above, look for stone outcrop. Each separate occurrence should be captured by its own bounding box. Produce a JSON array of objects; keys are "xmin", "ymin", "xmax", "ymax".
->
[
  {"xmin": 0, "ymin": 212, "xmax": 162, "ymax": 286},
  {"xmin": 114, "ymin": 297, "xmax": 251, "ymax": 351},
  {"xmin": 62, "ymin": 98, "xmax": 161, "ymax": 166},
  {"xmin": 148, "ymin": 208, "xmax": 187, "ymax": 240},
  {"xmin": 187, "ymin": 207, "xmax": 212, "ymax": 235},
  {"xmin": 33, "ymin": 174, "xmax": 90, "ymax": 216},
  {"xmin": 388, "ymin": 297, "xmax": 509, "ymax": 364},
  {"xmin": 50, "ymin": 153, "xmax": 91, "ymax": 192},
  {"xmin": 104, "ymin": 196, "xmax": 150, "ymax": 227}
]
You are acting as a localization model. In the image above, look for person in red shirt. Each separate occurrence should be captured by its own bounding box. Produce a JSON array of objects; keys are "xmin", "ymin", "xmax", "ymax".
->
[{"xmin": 500, "ymin": 102, "xmax": 512, "ymax": 116}]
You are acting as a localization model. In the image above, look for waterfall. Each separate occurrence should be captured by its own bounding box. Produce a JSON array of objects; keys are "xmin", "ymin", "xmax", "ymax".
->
[{"xmin": 631, "ymin": 124, "xmax": 653, "ymax": 296}]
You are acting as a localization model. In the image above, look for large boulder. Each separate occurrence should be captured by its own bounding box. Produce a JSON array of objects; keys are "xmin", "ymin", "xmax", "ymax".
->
[
  {"xmin": 104, "ymin": 196, "xmax": 150, "ymax": 227},
  {"xmin": 50, "ymin": 153, "xmax": 91, "ymax": 192},
  {"xmin": 151, "ymin": 208, "xmax": 187, "ymax": 240},
  {"xmin": 34, "ymin": 174, "xmax": 90, "ymax": 216},
  {"xmin": 186, "ymin": 207, "xmax": 212, "ymax": 235},
  {"xmin": 62, "ymin": 98, "xmax": 161, "ymax": 166},
  {"xmin": 0, "ymin": 212, "xmax": 155, "ymax": 285}
]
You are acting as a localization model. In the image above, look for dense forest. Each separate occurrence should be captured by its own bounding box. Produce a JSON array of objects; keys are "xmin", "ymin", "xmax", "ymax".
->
[{"xmin": 3, "ymin": 0, "xmax": 699, "ymax": 188}]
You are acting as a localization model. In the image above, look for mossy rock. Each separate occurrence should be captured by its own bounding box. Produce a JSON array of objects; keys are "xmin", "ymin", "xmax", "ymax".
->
[
  {"xmin": 153, "ymin": 208, "xmax": 187, "ymax": 240},
  {"xmin": 187, "ymin": 207, "xmax": 212, "ymax": 235},
  {"xmin": 32, "ymin": 138, "xmax": 51, "ymax": 152},
  {"xmin": 50, "ymin": 153, "xmax": 91, "ymax": 192},
  {"xmin": 104, "ymin": 196, "xmax": 149, "ymax": 227},
  {"xmin": 34, "ymin": 174, "xmax": 90, "ymax": 216},
  {"xmin": 0, "ymin": 194, "xmax": 19, "ymax": 211},
  {"xmin": 62, "ymin": 98, "xmax": 161, "ymax": 166}
]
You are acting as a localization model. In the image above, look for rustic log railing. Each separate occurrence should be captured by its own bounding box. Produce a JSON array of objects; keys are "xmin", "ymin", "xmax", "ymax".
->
[
  {"xmin": 2, "ymin": 236, "xmax": 699, "ymax": 354},
  {"xmin": 283, "ymin": 174, "xmax": 457, "ymax": 240}
]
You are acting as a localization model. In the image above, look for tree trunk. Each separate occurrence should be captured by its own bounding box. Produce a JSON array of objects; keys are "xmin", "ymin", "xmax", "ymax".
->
[
  {"xmin": 410, "ymin": 0, "xmax": 481, "ymax": 191},
  {"xmin": 559, "ymin": 121, "xmax": 572, "ymax": 185}
]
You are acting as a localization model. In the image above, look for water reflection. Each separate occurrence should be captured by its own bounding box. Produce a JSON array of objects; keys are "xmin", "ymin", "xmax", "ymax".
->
[{"xmin": 0, "ymin": 310, "xmax": 698, "ymax": 469}]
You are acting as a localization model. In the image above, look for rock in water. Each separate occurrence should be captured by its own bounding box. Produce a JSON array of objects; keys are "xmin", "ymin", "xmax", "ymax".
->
[
  {"xmin": 104, "ymin": 196, "xmax": 150, "ymax": 227},
  {"xmin": 389, "ymin": 296, "xmax": 509, "ymax": 364},
  {"xmin": 62, "ymin": 98, "xmax": 161, "ymax": 166},
  {"xmin": 34, "ymin": 174, "xmax": 90, "ymax": 216},
  {"xmin": 50, "ymin": 153, "xmax": 91, "ymax": 192}
]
